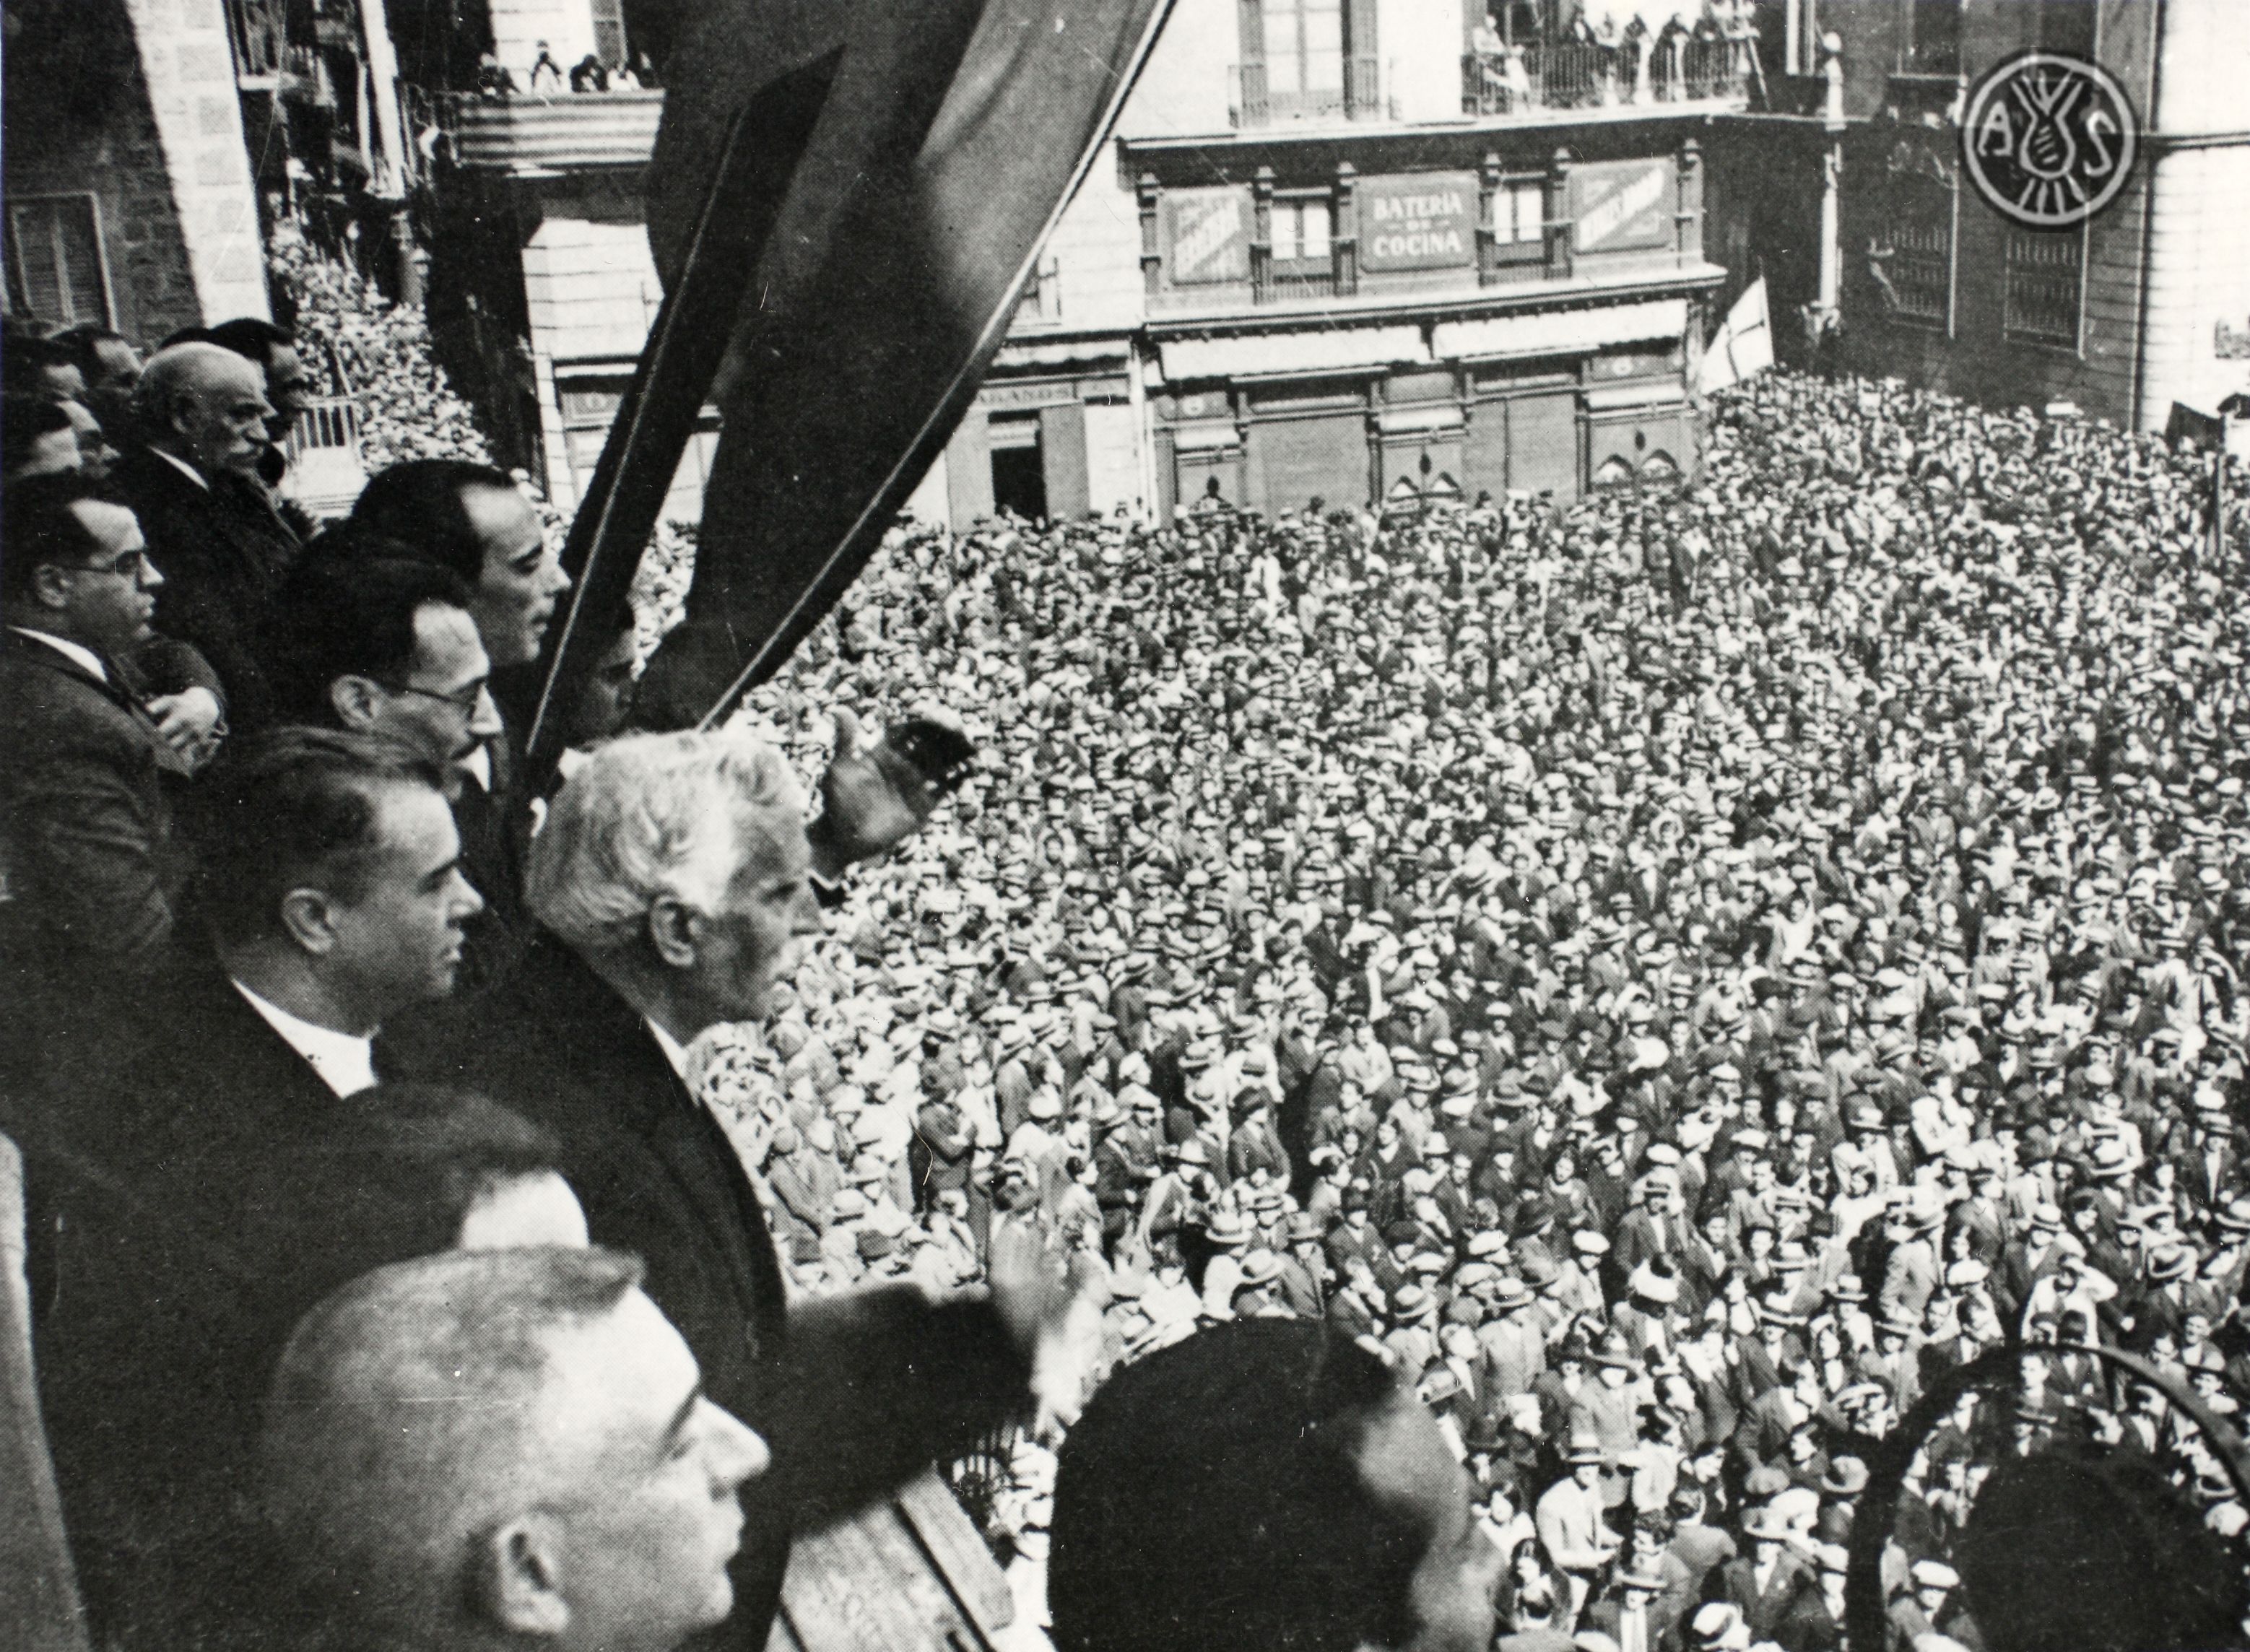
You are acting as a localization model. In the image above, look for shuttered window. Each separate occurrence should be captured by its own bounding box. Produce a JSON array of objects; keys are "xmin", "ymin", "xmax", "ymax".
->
[
  {"xmin": 590, "ymin": 0, "xmax": 628, "ymax": 67},
  {"xmin": 5, "ymin": 195, "xmax": 112, "ymax": 329},
  {"xmin": 2002, "ymin": 229, "xmax": 2082, "ymax": 349}
]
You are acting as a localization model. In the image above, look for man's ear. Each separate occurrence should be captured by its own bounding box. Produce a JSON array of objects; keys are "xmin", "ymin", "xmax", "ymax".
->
[
  {"xmin": 476, "ymin": 1514, "xmax": 572, "ymax": 1638},
  {"xmin": 279, "ymin": 886, "xmax": 343, "ymax": 955},
  {"xmin": 329, "ymin": 674, "xmax": 386, "ymax": 731},
  {"xmin": 28, "ymin": 562, "xmax": 77, "ymax": 616},
  {"xmin": 648, "ymin": 895, "xmax": 700, "ymax": 970}
]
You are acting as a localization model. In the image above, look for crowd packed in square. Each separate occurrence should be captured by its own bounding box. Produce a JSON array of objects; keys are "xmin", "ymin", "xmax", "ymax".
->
[{"xmin": 4, "ymin": 235, "xmax": 2249, "ymax": 1652}]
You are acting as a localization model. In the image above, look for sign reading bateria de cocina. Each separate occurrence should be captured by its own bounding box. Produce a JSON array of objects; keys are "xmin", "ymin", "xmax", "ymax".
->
[
  {"xmin": 1361, "ymin": 173, "xmax": 1477, "ymax": 272},
  {"xmin": 1960, "ymin": 51, "xmax": 2138, "ymax": 230}
]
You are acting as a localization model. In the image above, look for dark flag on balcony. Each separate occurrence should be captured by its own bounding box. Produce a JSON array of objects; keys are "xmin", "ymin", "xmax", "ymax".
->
[{"xmin": 563, "ymin": 0, "xmax": 1171, "ymax": 736}]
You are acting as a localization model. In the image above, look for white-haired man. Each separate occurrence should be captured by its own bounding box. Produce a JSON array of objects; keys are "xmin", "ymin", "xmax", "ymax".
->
[
  {"xmin": 262, "ymin": 1245, "xmax": 770, "ymax": 1652},
  {"xmin": 108, "ymin": 339, "xmax": 300, "ymax": 724},
  {"xmin": 402, "ymin": 727, "xmax": 1087, "ymax": 1652}
]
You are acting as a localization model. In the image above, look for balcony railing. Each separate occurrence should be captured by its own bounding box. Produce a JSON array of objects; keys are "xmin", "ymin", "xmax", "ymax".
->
[
  {"xmin": 1460, "ymin": 36, "xmax": 1751, "ymax": 116},
  {"xmin": 417, "ymin": 88, "xmax": 664, "ymax": 173},
  {"xmin": 1230, "ymin": 57, "xmax": 1388, "ymax": 129}
]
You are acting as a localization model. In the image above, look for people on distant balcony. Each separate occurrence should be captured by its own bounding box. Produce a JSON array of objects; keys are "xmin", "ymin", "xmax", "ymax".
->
[
  {"xmin": 528, "ymin": 40, "xmax": 564, "ymax": 94},
  {"xmin": 569, "ymin": 53, "xmax": 609, "ymax": 93},
  {"xmin": 1655, "ymin": 12, "xmax": 1693, "ymax": 100},
  {"xmin": 1622, "ymin": 14, "xmax": 1651, "ymax": 103},
  {"xmin": 474, "ymin": 49, "xmax": 516, "ymax": 99}
]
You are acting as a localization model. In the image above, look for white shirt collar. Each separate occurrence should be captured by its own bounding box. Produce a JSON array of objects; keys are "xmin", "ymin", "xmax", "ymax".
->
[
  {"xmin": 10, "ymin": 627, "xmax": 108, "ymax": 684},
  {"xmin": 152, "ymin": 446, "xmax": 211, "ymax": 491},
  {"xmin": 232, "ymin": 980, "xmax": 378, "ymax": 1097},
  {"xmin": 646, "ymin": 1018, "xmax": 690, "ymax": 1080}
]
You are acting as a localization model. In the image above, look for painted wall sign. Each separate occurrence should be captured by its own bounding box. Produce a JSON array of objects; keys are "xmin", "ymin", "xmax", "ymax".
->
[
  {"xmin": 1360, "ymin": 173, "xmax": 1477, "ymax": 271},
  {"xmin": 1165, "ymin": 188, "xmax": 1251, "ymax": 285},
  {"xmin": 1960, "ymin": 51, "xmax": 2138, "ymax": 229},
  {"xmin": 1573, "ymin": 159, "xmax": 1674, "ymax": 253}
]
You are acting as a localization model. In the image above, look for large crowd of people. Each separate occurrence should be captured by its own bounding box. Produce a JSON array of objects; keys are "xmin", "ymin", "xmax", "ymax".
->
[
  {"xmin": 685, "ymin": 368, "xmax": 2250, "ymax": 1648},
  {"xmin": 5, "ymin": 225, "xmax": 2250, "ymax": 1652}
]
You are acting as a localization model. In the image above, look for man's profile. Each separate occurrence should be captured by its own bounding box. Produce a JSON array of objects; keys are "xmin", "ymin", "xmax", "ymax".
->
[
  {"xmin": 261, "ymin": 1245, "xmax": 769, "ymax": 1652},
  {"xmin": 1049, "ymin": 1318, "xmax": 1501, "ymax": 1652}
]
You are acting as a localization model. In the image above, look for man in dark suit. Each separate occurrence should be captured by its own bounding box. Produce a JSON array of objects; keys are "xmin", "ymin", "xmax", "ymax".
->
[
  {"xmin": 263, "ymin": 544, "xmax": 518, "ymax": 991},
  {"xmin": 204, "ymin": 317, "xmax": 320, "ymax": 538},
  {"xmin": 347, "ymin": 460, "xmax": 578, "ymax": 994},
  {"xmin": 14, "ymin": 728, "xmax": 487, "ymax": 1651},
  {"xmin": 1713, "ymin": 1505, "xmax": 1814, "ymax": 1641},
  {"xmin": 109, "ymin": 342, "xmax": 302, "ymax": 726},
  {"xmin": 398, "ymin": 728, "xmax": 1088, "ymax": 1652},
  {"xmin": 0, "ymin": 475, "xmax": 197, "ymax": 988}
]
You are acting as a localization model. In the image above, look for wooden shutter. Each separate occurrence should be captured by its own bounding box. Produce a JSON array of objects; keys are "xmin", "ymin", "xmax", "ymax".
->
[
  {"xmin": 5, "ymin": 196, "xmax": 110, "ymax": 327},
  {"xmin": 1257, "ymin": 410, "xmax": 1365, "ymax": 515},
  {"xmin": 590, "ymin": 0, "xmax": 628, "ymax": 66},
  {"xmin": 1347, "ymin": 0, "xmax": 1380, "ymax": 113}
]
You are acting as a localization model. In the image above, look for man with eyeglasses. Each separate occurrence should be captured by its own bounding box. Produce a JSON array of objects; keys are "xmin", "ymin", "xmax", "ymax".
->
[
  {"xmin": 264, "ymin": 535, "xmax": 518, "ymax": 987},
  {"xmin": 0, "ymin": 474, "xmax": 197, "ymax": 988}
]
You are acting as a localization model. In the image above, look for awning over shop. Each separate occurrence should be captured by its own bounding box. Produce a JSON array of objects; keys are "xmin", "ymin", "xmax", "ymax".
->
[
  {"xmin": 1583, "ymin": 380, "xmax": 1690, "ymax": 412},
  {"xmin": 1432, "ymin": 298, "xmax": 1687, "ymax": 364},
  {"xmin": 1377, "ymin": 404, "xmax": 1465, "ymax": 435},
  {"xmin": 1172, "ymin": 421, "xmax": 1243, "ymax": 452},
  {"xmin": 1160, "ymin": 324, "xmax": 1427, "ymax": 384},
  {"xmin": 994, "ymin": 336, "xmax": 1132, "ymax": 371}
]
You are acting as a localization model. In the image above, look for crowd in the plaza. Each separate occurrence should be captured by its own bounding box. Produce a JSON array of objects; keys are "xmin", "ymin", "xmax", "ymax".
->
[{"xmin": 5, "ymin": 227, "xmax": 2250, "ymax": 1652}]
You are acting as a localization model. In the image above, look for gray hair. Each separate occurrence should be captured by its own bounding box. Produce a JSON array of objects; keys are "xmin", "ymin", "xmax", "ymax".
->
[
  {"xmin": 526, "ymin": 728, "xmax": 807, "ymax": 956},
  {"xmin": 133, "ymin": 340, "xmax": 256, "ymax": 427}
]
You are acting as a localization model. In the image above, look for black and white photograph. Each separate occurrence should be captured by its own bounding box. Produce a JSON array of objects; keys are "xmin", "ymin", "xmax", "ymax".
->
[{"xmin": 5, "ymin": 1, "xmax": 2250, "ymax": 1651}]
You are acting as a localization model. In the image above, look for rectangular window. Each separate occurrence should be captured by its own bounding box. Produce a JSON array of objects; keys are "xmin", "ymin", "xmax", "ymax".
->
[
  {"xmin": 4, "ymin": 194, "xmax": 112, "ymax": 328},
  {"xmin": 2003, "ymin": 229, "xmax": 2082, "ymax": 349},
  {"xmin": 589, "ymin": 0, "xmax": 628, "ymax": 67},
  {"xmin": 558, "ymin": 375, "xmax": 630, "ymax": 480},
  {"xmin": 1901, "ymin": 0, "xmax": 1962, "ymax": 74},
  {"xmin": 1273, "ymin": 198, "xmax": 1333, "ymax": 266},
  {"xmin": 2038, "ymin": 0, "xmax": 2097, "ymax": 56},
  {"xmin": 1270, "ymin": 0, "xmax": 1345, "ymax": 103},
  {"xmin": 1500, "ymin": 179, "xmax": 1545, "ymax": 244},
  {"xmin": 1884, "ymin": 176, "xmax": 1954, "ymax": 331}
]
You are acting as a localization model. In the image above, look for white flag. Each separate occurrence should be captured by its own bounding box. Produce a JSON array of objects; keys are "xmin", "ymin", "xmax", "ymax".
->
[{"xmin": 1697, "ymin": 277, "xmax": 1773, "ymax": 396}]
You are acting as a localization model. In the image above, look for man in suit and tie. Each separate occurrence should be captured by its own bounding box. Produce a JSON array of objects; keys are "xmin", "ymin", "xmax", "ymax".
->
[
  {"xmin": 1713, "ymin": 1504, "xmax": 1813, "ymax": 1640},
  {"xmin": 108, "ymin": 342, "xmax": 302, "ymax": 726},
  {"xmin": 15, "ymin": 727, "xmax": 487, "ymax": 1648},
  {"xmin": 0, "ymin": 475, "xmax": 200, "ymax": 988},
  {"xmin": 347, "ymin": 460, "xmax": 576, "ymax": 990},
  {"xmin": 404, "ymin": 729, "xmax": 1091, "ymax": 1652},
  {"xmin": 1535, "ymin": 1425, "xmax": 1620, "ymax": 1627},
  {"xmin": 1276, "ymin": 1209, "xmax": 1330, "ymax": 1318},
  {"xmin": 262, "ymin": 545, "xmax": 518, "ymax": 987}
]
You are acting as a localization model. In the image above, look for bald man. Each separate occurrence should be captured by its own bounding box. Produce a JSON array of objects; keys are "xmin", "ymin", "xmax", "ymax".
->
[
  {"xmin": 108, "ymin": 339, "xmax": 303, "ymax": 726},
  {"xmin": 261, "ymin": 1246, "xmax": 770, "ymax": 1652}
]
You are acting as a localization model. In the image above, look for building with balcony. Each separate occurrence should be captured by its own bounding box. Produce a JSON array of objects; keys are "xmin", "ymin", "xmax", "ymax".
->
[
  {"xmin": 405, "ymin": 0, "xmax": 1750, "ymax": 525},
  {"xmin": 1706, "ymin": 0, "xmax": 2250, "ymax": 434},
  {"xmin": 931, "ymin": 0, "xmax": 1752, "ymax": 523},
  {"xmin": 3, "ymin": 0, "xmax": 272, "ymax": 340}
]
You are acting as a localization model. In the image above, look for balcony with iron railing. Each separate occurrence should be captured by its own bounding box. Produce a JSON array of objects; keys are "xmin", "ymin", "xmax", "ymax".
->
[
  {"xmin": 1459, "ymin": 36, "xmax": 1752, "ymax": 118},
  {"xmin": 413, "ymin": 87, "xmax": 664, "ymax": 175},
  {"xmin": 1230, "ymin": 56, "xmax": 1391, "ymax": 129}
]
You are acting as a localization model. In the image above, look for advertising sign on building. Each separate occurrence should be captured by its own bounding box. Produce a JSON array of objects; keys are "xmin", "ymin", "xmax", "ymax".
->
[
  {"xmin": 1165, "ymin": 188, "xmax": 1251, "ymax": 285},
  {"xmin": 1574, "ymin": 159, "xmax": 1675, "ymax": 253},
  {"xmin": 1360, "ymin": 173, "xmax": 1477, "ymax": 272}
]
